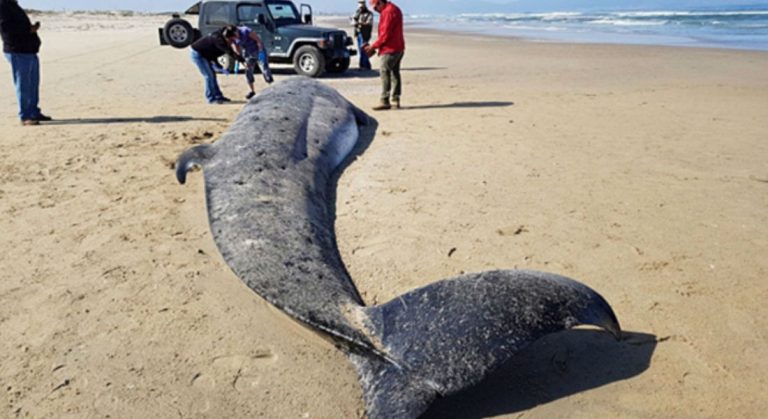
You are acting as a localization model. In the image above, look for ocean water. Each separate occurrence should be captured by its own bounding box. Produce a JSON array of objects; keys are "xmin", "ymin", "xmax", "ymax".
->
[{"xmin": 410, "ymin": 7, "xmax": 768, "ymax": 51}]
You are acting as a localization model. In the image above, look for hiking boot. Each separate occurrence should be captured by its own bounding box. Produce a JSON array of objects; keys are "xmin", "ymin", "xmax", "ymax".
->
[
  {"xmin": 372, "ymin": 102, "xmax": 391, "ymax": 111},
  {"xmin": 21, "ymin": 119, "xmax": 40, "ymax": 126},
  {"xmin": 33, "ymin": 114, "xmax": 52, "ymax": 121}
]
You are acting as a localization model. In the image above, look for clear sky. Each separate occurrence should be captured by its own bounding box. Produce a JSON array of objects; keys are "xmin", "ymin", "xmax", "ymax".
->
[{"xmin": 19, "ymin": 0, "xmax": 765, "ymax": 14}]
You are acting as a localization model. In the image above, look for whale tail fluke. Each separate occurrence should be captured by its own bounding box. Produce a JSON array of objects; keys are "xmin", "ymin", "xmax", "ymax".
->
[
  {"xmin": 175, "ymin": 144, "xmax": 214, "ymax": 184},
  {"xmin": 352, "ymin": 270, "xmax": 620, "ymax": 418}
]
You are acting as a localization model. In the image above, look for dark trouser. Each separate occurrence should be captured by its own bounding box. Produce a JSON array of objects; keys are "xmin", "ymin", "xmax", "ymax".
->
[
  {"xmin": 245, "ymin": 56, "xmax": 259, "ymax": 85},
  {"xmin": 379, "ymin": 51, "xmax": 404, "ymax": 103}
]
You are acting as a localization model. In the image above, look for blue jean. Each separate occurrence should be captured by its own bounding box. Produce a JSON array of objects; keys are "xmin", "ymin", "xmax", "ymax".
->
[
  {"xmin": 4, "ymin": 52, "xmax": 42, "ymax": 120},
  {"xmin": 357, "ymin": 33, "xmax": 371, "ymax": 70},
  {"xmin": 190, "ymin": 49, "xmax": 223, "ymax": 103}
]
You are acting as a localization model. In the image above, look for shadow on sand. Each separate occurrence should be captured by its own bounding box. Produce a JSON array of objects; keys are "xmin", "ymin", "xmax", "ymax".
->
[
  {"xmin": 400, "ymin": 101, "xmax": 514, "ymax": 111},
  {"xmin": 259, "ymin": 67, "xmax": 381, "ymax": 79},
  {"xmin": 423, "ymin": 330, "xmax": 657, "ymax": 418},
  {"xmin": 43, "ymin": 116, "xmax": 228, "ymax": 125},
  {"xmin": 328, "ymin": 112, "xmax": 378, "ymax": 233},
  {"xmin": 400, "ymin": 67, "xmax": 447, "ymax": 72},
  {"xmin": 231, "ymin": 65, "xmax": 444, "ymax": 80},
  {"xmin": 320, "ymin": 66, "xmax": 445, "ymax": 78}
]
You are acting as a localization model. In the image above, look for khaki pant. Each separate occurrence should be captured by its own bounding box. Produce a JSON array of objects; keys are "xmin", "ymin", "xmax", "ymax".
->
[{"xmin": 379, "ymin": 51, "xmax": 404, "ymax": 103}]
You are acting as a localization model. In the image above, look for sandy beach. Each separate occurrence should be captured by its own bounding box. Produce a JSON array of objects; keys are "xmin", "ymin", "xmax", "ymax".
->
[{"xmin": 1, "ymin": 12, "xmax": 767, "ymax": 418}]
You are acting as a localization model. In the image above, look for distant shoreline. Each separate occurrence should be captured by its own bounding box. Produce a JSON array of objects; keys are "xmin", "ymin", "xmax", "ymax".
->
[{"xmin": 26, "ymin": 10, "xmax": 768, "ymax": 53}]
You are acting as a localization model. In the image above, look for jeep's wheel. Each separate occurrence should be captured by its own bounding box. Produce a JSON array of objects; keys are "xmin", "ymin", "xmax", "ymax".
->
[
  {"xmin": 293, "ymin": 46, "xmax": 325, "ymax": 78},
  {"xmin": 327, "ymin": 57, "xmax": 350, "ymax": 74},
  {"xmin": 163, "ymin": 18, "xmax": 194, "ymax": 48}
]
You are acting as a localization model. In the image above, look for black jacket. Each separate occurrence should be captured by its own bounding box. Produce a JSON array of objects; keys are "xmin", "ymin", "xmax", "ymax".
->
[
  {"xmin": 191, "ymin": 31, "xmax": 242, "ymax": 63},
  {"xmin": 0, "ymin": 0, "xmax": 40, "ymax": 53}
]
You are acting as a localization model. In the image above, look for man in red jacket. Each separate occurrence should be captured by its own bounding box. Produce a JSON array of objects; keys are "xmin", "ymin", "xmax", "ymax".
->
[{"xmin": 363, "ymin": 0, "xmax": 404, "ymax": 110}]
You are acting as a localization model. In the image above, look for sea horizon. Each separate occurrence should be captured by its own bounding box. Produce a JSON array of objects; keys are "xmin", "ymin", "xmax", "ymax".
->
[
  {"xmin": 26, "ymin": 3, "xmax": 768, "ymax": 52},
  {"xmin": 405, "ymin": 6, "xmax": 768, "ymax": 51}
]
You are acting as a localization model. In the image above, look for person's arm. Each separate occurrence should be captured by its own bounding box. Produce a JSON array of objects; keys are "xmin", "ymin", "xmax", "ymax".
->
[
  {"xmin": 370, "ymin": 8, "xmax": 391, "ymax": 51},
  {"xmin": 249, "ymin": 31, "xmax": 264, "ymax": 51},
  {"xmin": 216, "ymin": 35, "xmax": 245, "ymax": 63},
  {"xmin": 230, "ymin": 45, "xmax": 246, "ymax": 63}
]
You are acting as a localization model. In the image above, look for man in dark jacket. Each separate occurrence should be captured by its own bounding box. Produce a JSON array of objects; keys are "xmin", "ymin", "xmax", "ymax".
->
[
  {"xmin": 1, "ymin": 0, "xmax": 50, "ymax": 125},
  {"xmin": 189, "ymin": 25, "xmax": 244, "ymax": 104}
]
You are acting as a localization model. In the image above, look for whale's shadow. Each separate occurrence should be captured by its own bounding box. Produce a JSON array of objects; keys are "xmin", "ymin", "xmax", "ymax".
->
[
  {"xmin": 336, "ymin": 113, "xmax": 379, "ymax": 175},
  {"xmin": 423, "ymin": 330, "xmax": 657, "ymax": 418},
  {"xmin": 322, "ymin": 111, "xmax": 379, "ymax": 303}
]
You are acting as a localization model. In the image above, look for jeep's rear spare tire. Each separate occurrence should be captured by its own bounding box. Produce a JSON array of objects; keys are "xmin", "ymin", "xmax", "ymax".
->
[
  {"xmin": 293, "ymin": 45, "xmax": 325, "ymax": 78},
  {"xmin": 164, "ymin": 18, "xmax": 194, "ymax": 48}
]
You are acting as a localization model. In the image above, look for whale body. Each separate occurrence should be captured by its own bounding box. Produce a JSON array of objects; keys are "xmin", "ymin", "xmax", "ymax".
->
[{"xmin": 176, "ymin": 77, "xmax": 620, "ymax": 418}]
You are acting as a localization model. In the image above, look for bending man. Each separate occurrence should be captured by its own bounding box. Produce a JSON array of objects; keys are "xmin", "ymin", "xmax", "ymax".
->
[{"xmin": 189, "ymin": 25, "xmax": 244, "ymax": 104}]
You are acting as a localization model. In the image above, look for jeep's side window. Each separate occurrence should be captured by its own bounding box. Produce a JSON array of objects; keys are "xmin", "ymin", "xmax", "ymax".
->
[
  {"xmin": 238, "ymin": 5, "xmax": 264, "ymax": 24},
  {"xmin": 267, "ymin": 2, "xmax": 300, "ymax": 25},
  {"xmin": 204, "ymin": 2, "xmax": 230, "ymax": 26}
]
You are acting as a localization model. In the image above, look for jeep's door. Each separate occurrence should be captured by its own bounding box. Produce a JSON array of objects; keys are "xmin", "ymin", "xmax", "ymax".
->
[
  {"xmin": 236, "ymin": 3, "xmax": 273, "ymax": 53},
  {"xmin": 199, "ymin": 1, "xmax": 235, "ymax": 36},
  {"xmin": 266, "ymin": 1, "xmax": 301, "ymax": 56}
]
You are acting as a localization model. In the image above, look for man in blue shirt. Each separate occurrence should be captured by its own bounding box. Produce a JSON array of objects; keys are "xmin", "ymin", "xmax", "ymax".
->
[
  {"xmin": 235, "ymin": 25, "xmax": 272, "ymax": 100},
  {"xmin": 0, "ymin": 0, "xmax": 51, "ymax": 125}
]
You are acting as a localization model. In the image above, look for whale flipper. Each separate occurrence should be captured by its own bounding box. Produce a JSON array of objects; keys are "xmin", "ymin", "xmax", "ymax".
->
[
  {"xmin": 352, "ymin": 270, "xmax": 620, "ymax": 418},
  {"xmin": 175, "ymin": 144, "xmax": 214, "ymax": 184}
]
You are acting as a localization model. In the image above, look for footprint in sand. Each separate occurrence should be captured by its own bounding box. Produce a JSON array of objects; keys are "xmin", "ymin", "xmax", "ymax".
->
[{"xmin": 188, "ymin": 348, "xmax": 276, "ymax": 410}]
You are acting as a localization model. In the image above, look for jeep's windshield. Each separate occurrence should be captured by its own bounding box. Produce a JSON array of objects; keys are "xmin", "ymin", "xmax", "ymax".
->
[{"xmin": 267, "ymin": 0, "xmax": 301, "ymax": 26}]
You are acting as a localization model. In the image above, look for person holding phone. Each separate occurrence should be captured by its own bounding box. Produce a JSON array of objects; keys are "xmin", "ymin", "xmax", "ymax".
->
[
  {"xmin": 0, "ymin": 0, "xmax": 51, "ymax": 125},
  {"xmin": 351, "ymin": 0, "xmax": 373, "ymax": 70}
]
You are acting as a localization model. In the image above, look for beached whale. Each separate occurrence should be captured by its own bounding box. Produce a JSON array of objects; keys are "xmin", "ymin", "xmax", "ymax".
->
[{"xmin": 175, "ymin": 77, "xmax": 621, "ymax": 418}]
